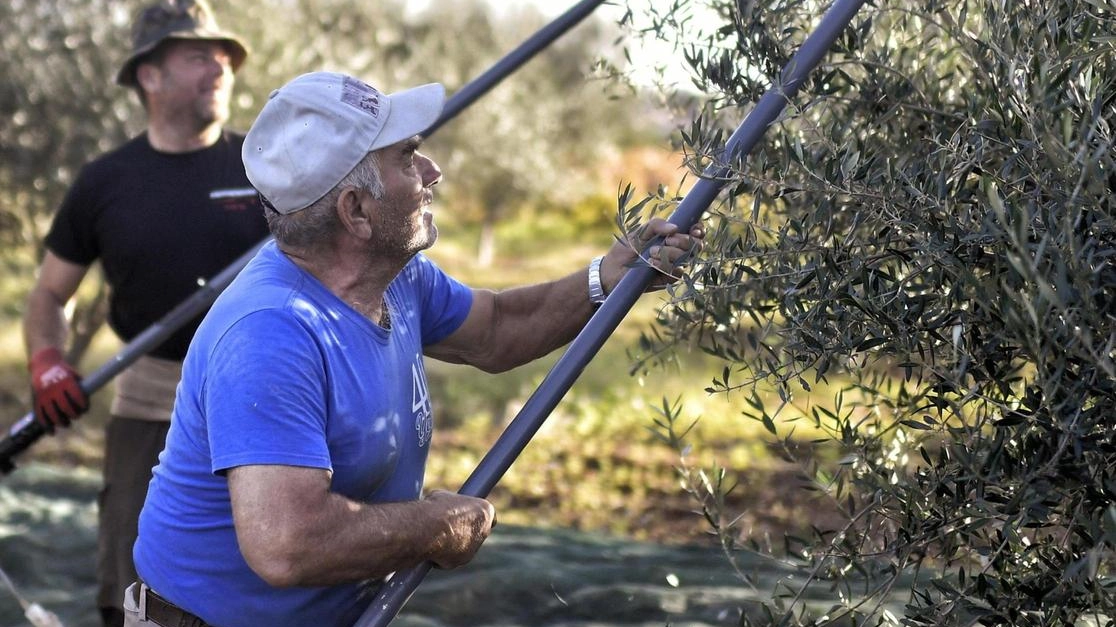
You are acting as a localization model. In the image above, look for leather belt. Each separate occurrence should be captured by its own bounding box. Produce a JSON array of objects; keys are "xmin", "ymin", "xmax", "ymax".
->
[{"xmin": 137, "ymin": 583, "xmax": 212, "ymax": 627}]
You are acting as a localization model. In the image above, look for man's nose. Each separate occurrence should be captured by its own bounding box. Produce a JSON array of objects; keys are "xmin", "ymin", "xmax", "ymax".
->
[
  {"xmin": 207, "ymin": 55, "xmax": 233, "ymax": 80},
  {"xmin": 419, "ymin": 154, "xmax": 442, "ymax": 187}
]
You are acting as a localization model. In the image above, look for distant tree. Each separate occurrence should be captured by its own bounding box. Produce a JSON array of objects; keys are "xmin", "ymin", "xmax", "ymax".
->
[
  {"xmin": 402, "ymin": 0, "xmax": 659, "ymax": 265},
  {"xmin": 628, "ymin": 0, "xmax": 1116, "ymax": 624},
  {"xmin": 0, "ymin": 0, "xmax": 141, "ymax": 255},
  {"xmin": 232, "ymin": 0, "xmax": 662, "ymax": 265},
  {"xmin": 221, "ymin": 0, "xmax": 413, "ymax": 131},
  {"xmin": 0, "ymin": 0, "xmax": 149, "ymax": 347}
]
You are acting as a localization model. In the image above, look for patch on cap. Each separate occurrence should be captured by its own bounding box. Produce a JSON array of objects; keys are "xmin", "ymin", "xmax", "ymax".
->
[{"xmin": 341, "ymin": 76, "xmax": 383, "ymax": 117}]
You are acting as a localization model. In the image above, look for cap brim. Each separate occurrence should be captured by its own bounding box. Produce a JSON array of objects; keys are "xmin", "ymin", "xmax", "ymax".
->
[
  {"xmin": 370, "ymin": 83, "xmax": 446, "ymax": 151},
  {"xmin": 115, "ymin": 32, "xmax": 249, "ymax": 87}
]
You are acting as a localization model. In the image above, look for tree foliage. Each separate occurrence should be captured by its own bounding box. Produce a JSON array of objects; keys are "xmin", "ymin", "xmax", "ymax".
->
[
  {"xmin": 0, "ymin": 0, "xmax": 139, "ymax": 259},
  {"xmin": 399, "ymin": 0, "xmax": 649, "ymax": 265},
  {"xmin": 632, "ymin": 0, "xmax": 1116, "ymax": 624}
]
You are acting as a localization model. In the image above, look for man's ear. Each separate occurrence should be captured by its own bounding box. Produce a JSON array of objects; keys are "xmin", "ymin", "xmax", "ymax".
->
[
  {"xmin": 136, "ymin": 63, "xmax": 160, "ymax": 94},
  {"xmin": 337, "ymin": 188, "xmax": 373, "ymax": 240}
]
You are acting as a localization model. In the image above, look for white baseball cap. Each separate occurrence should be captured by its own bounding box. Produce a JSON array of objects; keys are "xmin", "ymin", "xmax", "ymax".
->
[{"xmin": 243, "ymin": 71, "xmax": 445, "ymax": 214}]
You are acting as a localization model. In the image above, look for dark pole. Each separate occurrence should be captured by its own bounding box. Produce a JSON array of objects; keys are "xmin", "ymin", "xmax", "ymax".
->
[
  {"xmin": 0, "ymin": 0, "xmax": 609, "ymax": 475},
  {"xmin": 354, "ymin": 0, "xmax": 871, "ymax": 623}
]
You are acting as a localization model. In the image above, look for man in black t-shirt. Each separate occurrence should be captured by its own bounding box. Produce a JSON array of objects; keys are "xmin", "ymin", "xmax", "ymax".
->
[{"xmin": 21, "ymin": 2, "xmax": 268, "ymax": 625}]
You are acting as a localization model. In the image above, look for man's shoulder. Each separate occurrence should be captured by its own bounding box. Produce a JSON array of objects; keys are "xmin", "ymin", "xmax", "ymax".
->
[
  {"xmin": 399, "ymin": 253, "xmax": 461, "ymax": 288},
  {"xmin": 58, "ymin": 135, "xmax": 152, "ymax": 195},
  {"xmin": 89, "ymin": 130, "xmax": 246, "ymax": 162},
  {"xmin": 401, "ymin": 252, "xmax": 436, "ymax": 276},
  {"xmin": 79, "ymin": 131, "xmax": 249, "ymax": 182},
  {"xmin": 210, "ymin": 246, "xmax": 307, "ymax": 322},
  {"xmin": 82, "ymin": 134, "xmax": 151, "ymax": 169}
]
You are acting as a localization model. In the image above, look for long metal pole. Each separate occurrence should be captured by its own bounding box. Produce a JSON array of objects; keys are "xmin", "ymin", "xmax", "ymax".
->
[
  {"xmin": 355, "ymin": 0, "xmax": 870, "ymax": 623},
  {"xmin": 0, "ymin": 0, "xmax": 608, "ymax": 475}
]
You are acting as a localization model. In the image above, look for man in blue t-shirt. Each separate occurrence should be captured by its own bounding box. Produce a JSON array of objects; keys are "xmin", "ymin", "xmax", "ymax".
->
[{"xmin": 129, "ymin": 71, "xmax": 704, "ymax": 627}]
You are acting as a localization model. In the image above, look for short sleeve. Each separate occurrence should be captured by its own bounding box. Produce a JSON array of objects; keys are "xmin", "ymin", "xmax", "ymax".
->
[
  {"xmin": 204, "ymin": 310, "xmax": 334, "ymax": 474},
  {"xmin": 44, "ymin": 166, "xmax": 101, "ymax": 265}
]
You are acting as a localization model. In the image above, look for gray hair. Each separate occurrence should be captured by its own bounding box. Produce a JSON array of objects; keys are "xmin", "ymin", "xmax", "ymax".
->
[{"xmin": 265, "ymin": 152, "xmax": 385, "ymax": 249}]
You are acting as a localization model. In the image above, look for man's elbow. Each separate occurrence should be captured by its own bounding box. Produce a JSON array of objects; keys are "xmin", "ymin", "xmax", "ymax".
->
[
  {"xmin": 449, "ymin": 341, "xmax": 517, "ymax": 374},
  {"xmin": 472, "ymin": 356, "xmax": 514, "ymax": 375},
  {"xmin": 240, "ymin": 535, "xmax": 314, "ymax": 587}
]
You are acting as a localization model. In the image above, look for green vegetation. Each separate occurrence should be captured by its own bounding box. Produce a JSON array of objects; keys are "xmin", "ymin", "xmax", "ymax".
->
[{"xmin": 635, "ymin": 0, "xmax": 1116, "ymax": 623}]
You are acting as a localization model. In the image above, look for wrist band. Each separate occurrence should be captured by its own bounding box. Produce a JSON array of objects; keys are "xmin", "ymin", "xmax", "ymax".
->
[{"xmin": 588, "ymin": 255, "xmax": 606, "ymax": 306}]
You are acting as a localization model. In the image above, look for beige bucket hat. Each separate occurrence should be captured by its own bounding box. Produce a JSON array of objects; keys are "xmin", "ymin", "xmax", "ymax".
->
[{"xmin": 116, "ymin": 0, "xmax": 249, "ymax": 87}]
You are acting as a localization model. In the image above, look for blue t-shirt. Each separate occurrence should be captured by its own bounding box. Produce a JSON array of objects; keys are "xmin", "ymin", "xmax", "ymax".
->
[{"xmin": 134, "ymin": 241, "xmax": 473, "ymax": 627}]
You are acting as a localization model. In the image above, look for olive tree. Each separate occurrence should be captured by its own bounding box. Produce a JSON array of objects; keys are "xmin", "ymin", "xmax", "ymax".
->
[
  {"xmin": 397, "ymin": 0, "xmax": 656, "ymax": 265},
  {"xmin": 627, "ymin": 0, "xmax": 1116, "ymax": 624}
]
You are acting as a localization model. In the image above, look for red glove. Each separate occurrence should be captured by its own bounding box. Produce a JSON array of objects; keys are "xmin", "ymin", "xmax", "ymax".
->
[{"xmin": 29, "ymin": 347, "xmax": 89, "ymax": 433}]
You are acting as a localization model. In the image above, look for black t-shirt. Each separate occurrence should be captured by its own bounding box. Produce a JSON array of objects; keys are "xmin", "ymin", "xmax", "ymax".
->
[{"xmin": 45, "ymin": 131, "xmax": 270, "ymax": 360}]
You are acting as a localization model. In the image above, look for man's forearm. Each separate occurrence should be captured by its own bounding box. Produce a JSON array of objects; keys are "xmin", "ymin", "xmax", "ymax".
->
[
  {"xmin": 426, "ymin": 259, "xmax": 613, "ymax": 373},
  {"xmin": 243, "ymin": 497, "xmax": 453, "ymax": 586},
  {"xmin": 484, "ymin": 269, "xmax": 596, "ymax": 367},
  {"xmin": 231, "ymin": 467, "xmax": 494, "ymax": 587},
  {"xmin": 23, "ymin": 287, "xmax": 71, "ymax": 358}
]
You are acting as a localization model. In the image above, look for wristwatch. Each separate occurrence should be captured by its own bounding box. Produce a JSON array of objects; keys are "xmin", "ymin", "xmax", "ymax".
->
[{"xmin": 588, "ymin": 255, "xmax": 607, "ymax": 306}]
